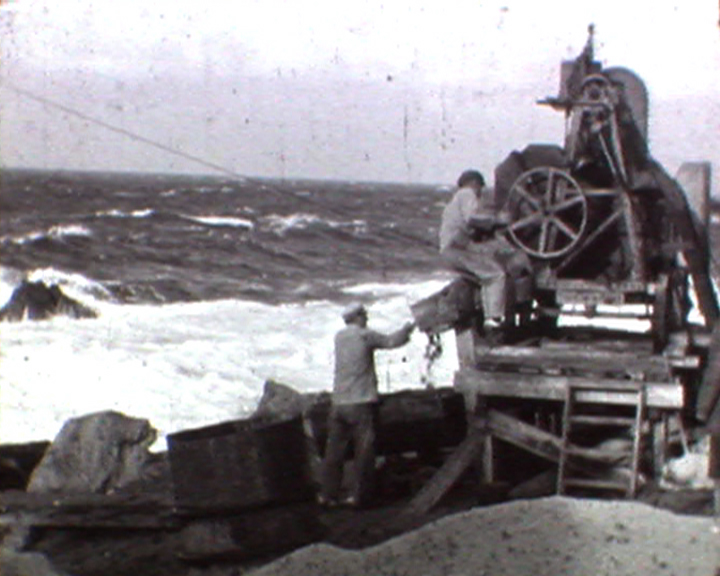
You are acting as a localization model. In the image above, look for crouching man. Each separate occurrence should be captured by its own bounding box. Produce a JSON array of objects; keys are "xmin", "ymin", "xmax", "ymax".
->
[
  {"xmin": 318, "ymin": 303, "xmax": 415, "ymax": 508},
  {"xmin": 439, "ymin": 169, "xmax": 532, "ymax": 330}
]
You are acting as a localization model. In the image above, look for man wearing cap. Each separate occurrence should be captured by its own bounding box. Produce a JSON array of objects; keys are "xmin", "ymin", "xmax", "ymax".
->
[
  {"xmin": 319, "ymin": 303, "xmax": 415, "ymax": 508},
  {"xmin": 440, "ymin": 169, "xmax": 531, "ymax": 329}
]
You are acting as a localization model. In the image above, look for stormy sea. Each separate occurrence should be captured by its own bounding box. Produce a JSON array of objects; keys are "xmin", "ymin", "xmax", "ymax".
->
[{"xmin": 0, "ymin": 169, "xmax": 460, "ymax": 450}]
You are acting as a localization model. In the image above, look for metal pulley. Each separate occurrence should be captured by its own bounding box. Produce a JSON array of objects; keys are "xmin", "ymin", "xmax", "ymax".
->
[{"xmin": 505, "ymin": 166, "xmax": 588, "ymax": 259}]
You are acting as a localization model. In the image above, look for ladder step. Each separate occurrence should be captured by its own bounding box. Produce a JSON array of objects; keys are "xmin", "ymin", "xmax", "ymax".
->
[
  {"xmin": 569, "ymin": 415, "xmax": 637, "ymax": 427},
  {"xmin": 564, "ymin": 446, "xmax": 630, "ymax": 461},
  {"xmin": 559, "ymin": 382, "xmax": 645, "ymax": 498},
  {"xmin": 562, "ymin": 477, "xmax": 629, "ymax": 491}
]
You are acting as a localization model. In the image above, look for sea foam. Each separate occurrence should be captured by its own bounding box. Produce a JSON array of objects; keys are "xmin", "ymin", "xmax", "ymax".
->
[{"xmin": 0, "ymin": 276, "xmax": 458, "ymax": 451}]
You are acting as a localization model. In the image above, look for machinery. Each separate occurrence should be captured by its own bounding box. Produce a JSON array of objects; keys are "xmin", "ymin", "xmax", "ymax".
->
[
  {"xmin": 409, "ymin": 30, "xmax": 718, "ymax": 504},
  {"xmin": 416, "ymin": 28, "xmax": 716, "ymax": 352},
  {"xmin": 492, "ymin": 29, "xmax": 717, "ymax": 352}
]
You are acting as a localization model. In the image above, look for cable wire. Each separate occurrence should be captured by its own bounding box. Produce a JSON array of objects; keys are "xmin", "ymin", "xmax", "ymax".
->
[{"xmin": 1, "ymin": 79, "xmax": 440, "ymax": 250}]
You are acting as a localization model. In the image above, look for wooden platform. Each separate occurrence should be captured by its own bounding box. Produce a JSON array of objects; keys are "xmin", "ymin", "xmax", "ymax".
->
[
  {"xmin": 404, "ymin": 324, "xmax": 708, "ymax": 516},
  {"xmin": 455, "ymin": 368, "xmax": 684, "ymax": 409}
]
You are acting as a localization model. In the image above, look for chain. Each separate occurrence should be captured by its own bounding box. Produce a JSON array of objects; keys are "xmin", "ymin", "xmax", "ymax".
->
[{"xmin": 420, "ymin": 332, "xmax": 443, "ymax": 388}]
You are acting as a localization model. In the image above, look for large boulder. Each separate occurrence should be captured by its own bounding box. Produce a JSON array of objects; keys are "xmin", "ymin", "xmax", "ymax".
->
[
  {"xmin": 251, "ymin": 380, "xmax": 330, "ymax": 488},
  {"xmin": 27, "ymin": 411, "xmax": 157, "ymax": 494},
  {"xmin": 0, "ymin": 280, "xmax": 97, "ymax": 321},
  {"xmin": 251, "ymin": 379, "xmax": 326, "ymax": 422}
]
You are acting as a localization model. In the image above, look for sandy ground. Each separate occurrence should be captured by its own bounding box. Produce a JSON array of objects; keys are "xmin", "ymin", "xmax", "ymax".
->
[{"xmin": 249, "ymin": 497, "xmax": 720, "ymax": 576}]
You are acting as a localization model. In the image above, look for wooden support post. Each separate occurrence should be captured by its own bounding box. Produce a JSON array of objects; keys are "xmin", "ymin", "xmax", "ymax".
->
[
  {"xmin": 652, "ymin": 413, "xmax": 669, "ymax": 479},
  {"xmin": 405, "ymin": 421, "xmax": 486, "ymax": 517},
  {"xmin": 647, "ymin": 161, "xmax": 719, "ymax": 323},
  {"xmin": 619, "ymin": 189, "xmax": 646, "ymax": 281},
  {"xmin": 455, "ymin": 325, "xmax": 479, "ymax": 368},
  {"xmin": 676, "ymin": 162, "xmax": 711, "ymax": 233},
  {"xmin": 483, "ymin": 434, "xmax": 495, "ymax": 484},
  {"xmin": 470, "ymin": 396, "xmax": 494, "ymax": 484}
]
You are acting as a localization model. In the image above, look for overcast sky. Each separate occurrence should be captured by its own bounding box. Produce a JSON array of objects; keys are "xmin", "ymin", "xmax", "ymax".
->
[{"xmin": 1, "ymin": 0, "xmax": 719, "ymax": 188}]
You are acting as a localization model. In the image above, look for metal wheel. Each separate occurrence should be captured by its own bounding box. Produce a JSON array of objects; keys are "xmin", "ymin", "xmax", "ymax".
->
[
  {"xmin": 581, "ymin": 74, "xmax": 614, "ymax": 103},
  {"xmin": 506, "ymin": 167, "xmax": 588, "ymax": 259}
]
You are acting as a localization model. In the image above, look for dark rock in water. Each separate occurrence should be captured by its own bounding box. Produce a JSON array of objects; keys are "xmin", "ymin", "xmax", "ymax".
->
[
  {"xmin": 0, "ymin": 280, "xmax": 97, "ymax": 321},
  {"xmin": 27, "ymin": 411, "xmax": 157, "ymax": 494}
]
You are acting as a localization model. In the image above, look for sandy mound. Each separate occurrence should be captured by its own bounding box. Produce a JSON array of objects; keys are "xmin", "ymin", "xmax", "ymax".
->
[{"xmin": 249, "ymin": 497, "xmax": 719, "ymax": 576}]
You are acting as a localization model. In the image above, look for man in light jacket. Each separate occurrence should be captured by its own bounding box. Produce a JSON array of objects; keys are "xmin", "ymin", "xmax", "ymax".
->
[
  {"xmin": 439, "ymin": 169, "xmax": 531, "ymax": 329},
  {"xmin": 319, "ymin": 303, "xmax": 415, "ymax": 508}
]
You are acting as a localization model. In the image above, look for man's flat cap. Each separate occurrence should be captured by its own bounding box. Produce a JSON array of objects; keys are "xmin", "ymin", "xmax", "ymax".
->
[{"xmin": 342, "ymin": 303, "xmax": 367, "ymax": 322}]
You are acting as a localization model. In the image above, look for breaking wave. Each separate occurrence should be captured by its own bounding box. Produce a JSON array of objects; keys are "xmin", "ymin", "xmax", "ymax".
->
[
  {"xmin": 262, "ymin": 212, "xmax": 368, "ymax": 235},
  {"xmin": 1, "ymin": 224, "xmax": 93, "ymax": 245},
  {"xmin": 182, "ymin": 215, "xmax": 254, "ymax": 229},
  {"xmin": 96, "ymin": 208, "xmax": 155, "ymax": 218}
]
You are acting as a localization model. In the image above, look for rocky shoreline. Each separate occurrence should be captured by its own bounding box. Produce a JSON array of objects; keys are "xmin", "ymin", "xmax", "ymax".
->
[{"xmin": 1, "ymin": 383, "xmax": 717, "ymax": 576}]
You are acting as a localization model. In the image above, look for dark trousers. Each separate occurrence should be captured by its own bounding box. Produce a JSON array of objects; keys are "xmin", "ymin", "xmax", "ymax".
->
[{"xmin": 321, "ymin": 402, "xmax": 377, "ymax": 505}]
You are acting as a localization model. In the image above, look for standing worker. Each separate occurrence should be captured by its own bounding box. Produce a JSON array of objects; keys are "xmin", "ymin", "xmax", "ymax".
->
[
  {"xmin": 439, "ymin": 169, "xmax": 531, "ymax": 329},
  {"xmin": 319, "ymin": 303, "xmax": 415, "ymax": 508}
]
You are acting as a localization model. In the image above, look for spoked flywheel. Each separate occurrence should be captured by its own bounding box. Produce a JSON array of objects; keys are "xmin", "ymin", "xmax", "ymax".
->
[{"xmin": 505, "ymin": 167, "xmax": 588, "ymax": 259}]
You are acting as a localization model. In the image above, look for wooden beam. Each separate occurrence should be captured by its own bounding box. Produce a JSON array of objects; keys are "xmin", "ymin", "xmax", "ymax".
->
[
  {"xmin": 472, "ymin": 345, "xmax": 675, "ymax": 382},
  {"xmin": 405, "ymin": 424, "xmax": 485, "ymax": 516},
  {"xmin": 406, "ymin": 407, "xmax": 638, "ymax": 516},
  {"xmin": 646, "ymin": 160, "xmax": 719, "ymax": 323},
  {"xmin": 536, "ymin": 278, "xmax": 649, "ymax": 294},
  {"xmin": 455, "ymin": 369, "xmax": 683, "ymax": 408},
  {"xmin": 669, "ymin": 329, "xmax": 711, "ymax": 350},
  {"xmin": 486, "ymin": 410, "xmax": 561, "ymax": 461},
  {"xmin": 0, "ymin": 491, "xmax": 177, "ymax": 529},
  {"xmin": 486, "ymin": 410, "xmax": 632, "ymax": 474}
]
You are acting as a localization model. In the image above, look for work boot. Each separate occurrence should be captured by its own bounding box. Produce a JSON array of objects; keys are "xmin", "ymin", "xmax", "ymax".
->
[{"xmin": 482, "ymin": 317, "xmax": 505, "ymax": 346}]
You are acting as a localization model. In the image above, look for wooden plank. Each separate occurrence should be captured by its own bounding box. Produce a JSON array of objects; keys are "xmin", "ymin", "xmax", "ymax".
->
[
  {"xmin": 669, "ymin": 329, "xmax": 711, "ymax": 350},
  {"xmin": 406, "ymin": 405, "xmax": 637, "ymax": 516},
  {"xmin": 487, "ymin": 410, "xmax": 561, "ymax": 462},
  {"xmin": 666, "ymin": 355, "xmax": 700, "ymax": 369},
  {"xmin": 530, "ymin": 331, "xmax": 657, "ymax": 354},
  {"xmin": 558, "ymin": 308, "xmax": 652, "ymax": 319},
  {"xmin": 472, "ymin": 345, "xmax": 674, "ymax": 381},
  {"xmin": 405, "ymin": 425, "xmax": 485, "ymax": 516},
  {"xmin": 561, "ymin": 478, "xmax": 628, "ymax": 491},
  {"xmin": 535, "ymin": 278, "xmax": 650, "ymax": 293},
  {"xmin": 455, "ymin": 369, "xmax": 684, "ymax": 408},
  {"xmin": 646, "ymin": 161, "xmax": 719, "ymax": 323},
  {"xmin": 0, "ymin": 491, "xmax": 177, "ymax": 529},
  {"xmin": 486, "ymin": 410, "xmax": 632, "ymax": 471}
]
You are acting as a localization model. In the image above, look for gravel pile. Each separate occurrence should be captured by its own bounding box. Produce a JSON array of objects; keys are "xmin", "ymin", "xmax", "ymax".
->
[{"xmin": 250, "ymin": 496, "xmax": 719, "ymax": 576}]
